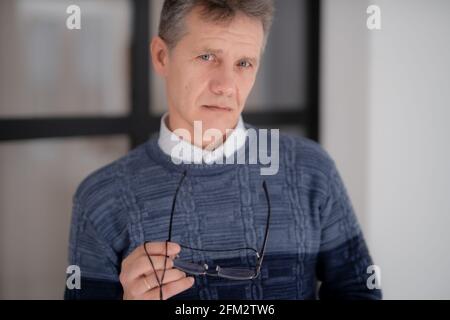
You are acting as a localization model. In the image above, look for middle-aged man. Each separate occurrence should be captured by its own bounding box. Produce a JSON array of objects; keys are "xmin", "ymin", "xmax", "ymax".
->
[{"xmin": 65, "ymin": 0, "xmax": 382, "ymax": 300}]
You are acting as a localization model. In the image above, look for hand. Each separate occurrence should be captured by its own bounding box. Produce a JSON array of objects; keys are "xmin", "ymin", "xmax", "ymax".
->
[{"xmin": 120, "ymin": 241, "xmax": 195, "ymax": 300}]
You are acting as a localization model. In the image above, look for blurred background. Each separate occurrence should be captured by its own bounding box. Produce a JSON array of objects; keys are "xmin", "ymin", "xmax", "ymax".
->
[{"xmin": 0, "ymin": 0, "xmax": 449, "ymax": 299}]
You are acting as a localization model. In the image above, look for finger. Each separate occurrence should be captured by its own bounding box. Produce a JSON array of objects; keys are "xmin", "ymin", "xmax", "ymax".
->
[
  {"xmin": 129, "ymin": 269, "xmax": 187, "ymax": 297},
  {"xmin": 143, "ymin": 277, "xmax": 195, "ymax": 300},
  {"xmin": 123, "ymin": 242, "xmax": 181, "ymax": 268},
  {"xmin": 125, "ymin": 255, "xmax": 174, "ymax": 283},
  {"xmin": 144, "ymin": 241, "xmax": 181, "ymax": 256}
]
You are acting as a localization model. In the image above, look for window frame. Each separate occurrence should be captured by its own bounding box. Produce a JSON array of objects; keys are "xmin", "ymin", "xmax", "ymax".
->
[{"xmin": 0, "ymin": 0, "xmax": 320, "ymax": 148}]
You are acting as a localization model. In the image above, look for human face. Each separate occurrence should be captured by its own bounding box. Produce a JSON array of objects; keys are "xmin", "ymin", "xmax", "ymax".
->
[{"xmin": 151, "ymin": 6, "xmax": 264, "ymax": 148}]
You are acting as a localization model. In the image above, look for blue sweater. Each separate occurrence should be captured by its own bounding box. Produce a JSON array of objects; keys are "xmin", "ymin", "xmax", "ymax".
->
[{"xmin": 64, "ymin": 125, "xmax": 382, "ymax": 300}]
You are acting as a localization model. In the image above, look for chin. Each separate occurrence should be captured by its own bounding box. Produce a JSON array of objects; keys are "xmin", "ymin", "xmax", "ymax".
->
[
  {"xmin": 192, "ymin": 116, "xmax": 237, "ymax": 136},
  {"xmin": 193, "ymin": 108, "xmax": 238, "ymax": 131}
]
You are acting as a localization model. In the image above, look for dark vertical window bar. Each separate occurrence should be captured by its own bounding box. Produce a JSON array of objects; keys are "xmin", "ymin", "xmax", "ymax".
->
[
  {"xmin": 130, "ymin": 0, "xmax": 152, "ymax": 149},
  {"xmin": 306, "ymin": 0, "xmax": 321, "ymax": 142}
]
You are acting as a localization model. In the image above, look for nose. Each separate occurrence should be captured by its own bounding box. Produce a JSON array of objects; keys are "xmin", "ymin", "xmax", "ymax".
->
[{"xmin": 209, "ymin": 67, "xmax": 236, "ymax": 98}]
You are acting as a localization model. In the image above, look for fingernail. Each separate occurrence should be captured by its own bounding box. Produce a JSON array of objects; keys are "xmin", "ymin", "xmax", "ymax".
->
[{"xmin": 189, "ymin": 277, "xmax": 195, "ymax": 284}]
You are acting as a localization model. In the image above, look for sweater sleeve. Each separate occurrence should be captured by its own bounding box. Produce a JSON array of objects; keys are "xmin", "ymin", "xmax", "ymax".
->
[
  {"xmin": 315, "ymin": 160, "xmax": 382, "ymax": 300},
  {"xmin": 64, "ymin": 176, "xmax": 124, "ymax": 300}
]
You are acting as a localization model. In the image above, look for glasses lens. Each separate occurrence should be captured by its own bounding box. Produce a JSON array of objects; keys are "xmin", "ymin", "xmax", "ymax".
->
[
  {"xmin": 217, "ymin": 267, "xmax": 256, "ymax": 280},
  {"xmin": 173, "ymin": 259, "xmax": 206, "ymax": 275}
]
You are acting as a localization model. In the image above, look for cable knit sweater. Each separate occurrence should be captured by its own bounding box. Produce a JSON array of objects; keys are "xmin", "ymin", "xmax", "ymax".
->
[{"xmin": 64, "ymin": 124, "xmax": 382, "ymax": 300}]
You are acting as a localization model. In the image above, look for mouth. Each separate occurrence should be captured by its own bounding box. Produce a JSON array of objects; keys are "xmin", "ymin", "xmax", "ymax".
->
[{"xmin": 202, "ymin": 105, "xmax": 233, "ymax": 112}]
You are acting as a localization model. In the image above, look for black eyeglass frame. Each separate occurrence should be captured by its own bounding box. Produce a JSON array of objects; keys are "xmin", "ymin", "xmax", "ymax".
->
[{"xmin": 168, "ymin": 171, "xmax": 272, "ymax": 280}]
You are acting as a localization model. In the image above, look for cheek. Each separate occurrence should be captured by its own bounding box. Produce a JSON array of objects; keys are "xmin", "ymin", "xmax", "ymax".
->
[
  {"xmin": 186, "ymin": 71, "xmax": 210, "ymax": 100},
  {"xmin": 246, "ymin": 72, "xmax": 258, "ymax": 89},
  {"xmin": 172, "ymin": 72, "xmax": 209, "ymax": 114},
  {"xmin": 169, "ymin": 68, "xmax": 195, "ymax": 101}
]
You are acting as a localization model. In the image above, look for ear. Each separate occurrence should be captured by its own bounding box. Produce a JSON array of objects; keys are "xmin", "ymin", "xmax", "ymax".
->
[{"xmin": 150, "ymin": 36, "xmax": 170, "ymax": 77}]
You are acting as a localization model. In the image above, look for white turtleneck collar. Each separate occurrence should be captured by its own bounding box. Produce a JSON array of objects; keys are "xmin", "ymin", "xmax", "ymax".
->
[{"xmin": 157, "ymin": 113, "xmax": 248, "ymax": 165}]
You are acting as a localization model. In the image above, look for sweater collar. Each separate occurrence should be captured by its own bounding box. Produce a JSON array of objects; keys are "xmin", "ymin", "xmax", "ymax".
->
[{"xmin": 157, "ymin": 113, "xmax": 248, "ymax": 165}]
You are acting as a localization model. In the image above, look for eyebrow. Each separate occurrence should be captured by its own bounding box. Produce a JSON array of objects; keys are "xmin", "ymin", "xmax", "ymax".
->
[{"xmin": 198, "ymin": 47, "xmax": 259, "ymax": 66}]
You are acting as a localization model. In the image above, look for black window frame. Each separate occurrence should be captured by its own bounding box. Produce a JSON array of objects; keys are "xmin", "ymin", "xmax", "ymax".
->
[{"xmin": 0, "ymin": 0, "xmax": 320, "ymax": 148}]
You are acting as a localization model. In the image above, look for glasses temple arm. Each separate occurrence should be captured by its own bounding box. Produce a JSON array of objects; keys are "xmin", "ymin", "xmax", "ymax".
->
[
  {"xmin": 256, "ymin": 180, "xmax": 271, "ymax": 272},
  {"xmin": 167, "ymin": 170, "xmax": 187, "ymax": 242}
]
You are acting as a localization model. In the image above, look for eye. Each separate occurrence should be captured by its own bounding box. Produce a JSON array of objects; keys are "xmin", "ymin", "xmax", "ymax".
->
[
  {"xmin": 198, "ymin": 54, "xmax": 215, "ymax": 62},
  {"xmin": 238, "ymin": 60, "xmax": 252, "ymax": 69}
]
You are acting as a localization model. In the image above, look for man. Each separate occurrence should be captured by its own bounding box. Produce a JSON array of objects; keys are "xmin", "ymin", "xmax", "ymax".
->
[{"xmin": 65, "ymin": 0, "xmax": 382, "ymax": 300}]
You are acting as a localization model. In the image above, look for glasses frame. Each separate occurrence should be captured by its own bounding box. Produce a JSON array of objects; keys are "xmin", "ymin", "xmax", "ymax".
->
[{"xmin": 167, "ymin": 171, "xmax": 271, "ymax": 280}]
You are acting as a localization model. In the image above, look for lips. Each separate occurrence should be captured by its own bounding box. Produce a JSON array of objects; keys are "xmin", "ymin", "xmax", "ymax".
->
[{"xmin": 202, "ymin": 105, "xmax": 233, "ymax": 112}]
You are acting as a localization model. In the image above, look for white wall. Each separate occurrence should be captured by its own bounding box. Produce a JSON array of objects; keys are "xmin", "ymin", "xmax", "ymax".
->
[{"xmin": 322, "ymin": 0, "xmax": 450, "ymax": 299}]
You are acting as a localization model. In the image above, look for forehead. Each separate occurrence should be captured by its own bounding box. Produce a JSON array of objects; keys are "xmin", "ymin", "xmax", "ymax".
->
[{"xmin": 179, "ymin": 6, "xmax": 264, "ymax": 56}]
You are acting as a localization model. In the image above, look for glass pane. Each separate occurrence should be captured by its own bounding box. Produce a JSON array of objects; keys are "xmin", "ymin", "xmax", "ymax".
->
[
  {"xmin": 149, "ymin": 0, "xmax": 308, "ymax": 115},
  {"xmin": 246, "ymin": 0, "xmax": 309, "ymax": 112},
  {"xmin": 0, "ymin": 136, "xmax": 128, "ymax": 299},
  {"xmin": 0, "ymin": 0, "xmax": 131, "ymax": 117}
]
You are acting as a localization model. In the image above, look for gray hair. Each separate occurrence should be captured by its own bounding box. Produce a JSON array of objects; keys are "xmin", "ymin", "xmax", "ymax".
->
[{"xmin": 158, "ymin": 0, "xmax": 275, "ymax": 53}]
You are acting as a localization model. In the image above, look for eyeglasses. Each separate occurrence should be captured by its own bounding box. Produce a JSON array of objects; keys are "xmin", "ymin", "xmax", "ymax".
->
[{"xmin": 168, "ymin": 171, "xmax": 271, "ymax": 281}]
